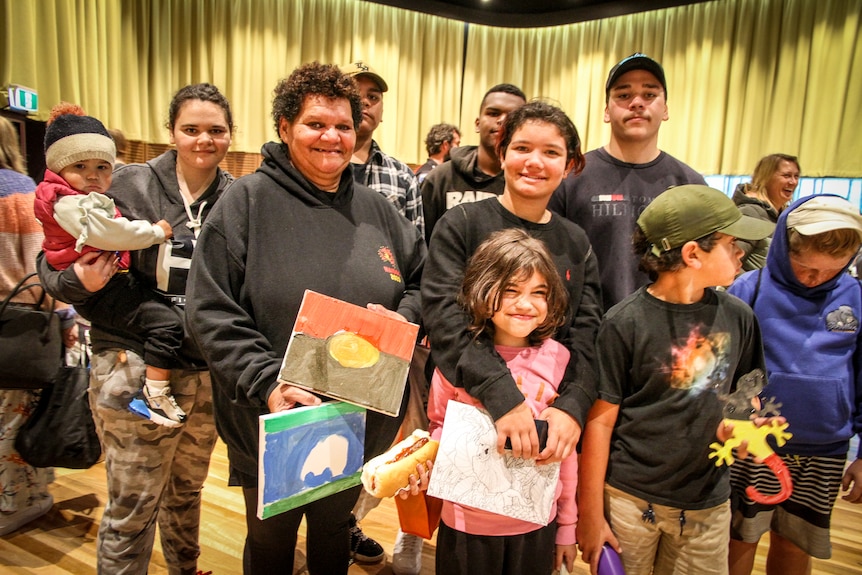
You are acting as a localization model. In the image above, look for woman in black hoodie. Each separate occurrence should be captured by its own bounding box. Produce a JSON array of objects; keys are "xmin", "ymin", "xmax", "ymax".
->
[{"xmin": 186, "ymin": 62, "xmax": 424, "ymax": 575}]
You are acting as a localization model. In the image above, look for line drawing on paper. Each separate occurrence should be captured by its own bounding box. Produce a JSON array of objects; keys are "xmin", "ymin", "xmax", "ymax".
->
[{"xmin": 427, "ymin": 401, "xmax": 560, "ymax": 525}]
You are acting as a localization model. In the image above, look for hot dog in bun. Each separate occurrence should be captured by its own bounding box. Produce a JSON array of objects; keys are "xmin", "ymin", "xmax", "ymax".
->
[{"xmin": 361, "ymin": 429, "xmax": 438, "ymax": 498}]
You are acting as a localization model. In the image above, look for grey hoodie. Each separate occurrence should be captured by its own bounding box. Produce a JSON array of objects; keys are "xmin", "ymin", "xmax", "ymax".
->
[{"xmin": 732, "ymin": 183, "xmax": 779, "ymax": 271}]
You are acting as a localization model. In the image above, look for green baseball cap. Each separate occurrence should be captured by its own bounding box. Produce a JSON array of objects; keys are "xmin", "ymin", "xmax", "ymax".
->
[{"xmin": 638, "ymin": 185, "xmax": 775, "ymax": 256}]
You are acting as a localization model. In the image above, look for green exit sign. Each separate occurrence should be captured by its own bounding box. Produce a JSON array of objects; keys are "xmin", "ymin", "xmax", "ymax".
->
[{"xmin": 7, "ymin": 85, "xmax": 38, "ymax": 114}]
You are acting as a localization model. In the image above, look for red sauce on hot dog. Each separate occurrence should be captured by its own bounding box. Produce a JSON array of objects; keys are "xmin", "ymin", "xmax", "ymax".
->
[{"xmin": 385, "ymin": 436, "xmax": 429, "ymax": 465}]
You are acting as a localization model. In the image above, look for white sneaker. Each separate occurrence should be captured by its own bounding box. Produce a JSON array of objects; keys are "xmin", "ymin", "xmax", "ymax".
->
[
  {"xmin": 392, "ymin": 529, "xmax": 423, "ymax": 575},
  {"xmin": 128, "ymin": 385, "xmax": 186, "ymax": 427},
  {"xmin": 144, "ymin": 385, "xmax": 186, "ymax": 424}
]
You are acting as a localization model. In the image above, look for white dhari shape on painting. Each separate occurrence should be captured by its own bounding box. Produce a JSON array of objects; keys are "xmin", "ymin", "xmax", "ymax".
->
[{"xmin": 300, "ymin": 433, "xmax": 349, "ymax": 484}]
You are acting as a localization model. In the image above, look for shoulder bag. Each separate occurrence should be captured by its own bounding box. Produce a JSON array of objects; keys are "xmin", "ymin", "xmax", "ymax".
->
[
  {"xmin": 0, "ymin": 272, "xmax": 64, "ymax": 389},
  {"xmin": 15, "ymin": 330, "xmax": 102, "ymax": 469}
]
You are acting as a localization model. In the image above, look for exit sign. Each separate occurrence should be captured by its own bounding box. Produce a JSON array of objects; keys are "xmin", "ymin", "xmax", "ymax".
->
[{"xmin": 6, "ymin": 85, "xmax": 38, "ymax": 114}]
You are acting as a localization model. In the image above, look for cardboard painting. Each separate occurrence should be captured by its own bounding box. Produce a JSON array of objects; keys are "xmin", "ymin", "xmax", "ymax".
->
[
  {"xmin": 426, "ymin": 401, "xmax": 560, "ymax": 526},
  {"xmin": 278, "ymin": 290, "xmax": 419, "ymax": 416},
  {"xmin": 258, "ymin": 401, "xmax": 366, "ymax": 519}
]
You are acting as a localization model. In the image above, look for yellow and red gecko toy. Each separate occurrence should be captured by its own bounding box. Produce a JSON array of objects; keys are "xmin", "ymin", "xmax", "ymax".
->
[{"xmin": 708, "ymin": 370, "xmax": 794, "ymax": 505}]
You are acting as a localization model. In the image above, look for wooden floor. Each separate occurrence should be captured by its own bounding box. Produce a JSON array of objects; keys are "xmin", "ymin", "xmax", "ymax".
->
[{"xmin": 1, "ymin": 438, "xmax": 860, "ymax": 575}]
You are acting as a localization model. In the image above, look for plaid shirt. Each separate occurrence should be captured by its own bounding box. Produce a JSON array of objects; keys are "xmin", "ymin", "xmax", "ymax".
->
[{"xmin": 352, "ymin": 140, "xmax": 424, "ymax": 237}]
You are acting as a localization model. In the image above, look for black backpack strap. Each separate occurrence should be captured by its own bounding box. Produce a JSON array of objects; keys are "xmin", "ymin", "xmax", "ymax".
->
[{"xmin": 749, "ymin": 268, "xmax": 764, "ymax": 309}]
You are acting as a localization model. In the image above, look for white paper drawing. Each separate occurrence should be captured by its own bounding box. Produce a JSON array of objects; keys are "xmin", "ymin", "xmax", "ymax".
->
[{"xmin": 426, "ymin": 401, "xmax": 561, "ymax": 525}]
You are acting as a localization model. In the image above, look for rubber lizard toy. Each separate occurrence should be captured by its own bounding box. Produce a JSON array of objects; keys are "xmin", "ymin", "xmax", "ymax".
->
[{"xmin": 708, "ymin": 369, "xmax": 793, "ymax": 505}]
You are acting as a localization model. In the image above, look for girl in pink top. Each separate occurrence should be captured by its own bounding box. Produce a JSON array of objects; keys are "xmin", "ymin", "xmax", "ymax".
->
[{"xmin": 425, "ymin": 228, "xmax": 579, "ymax": 575}]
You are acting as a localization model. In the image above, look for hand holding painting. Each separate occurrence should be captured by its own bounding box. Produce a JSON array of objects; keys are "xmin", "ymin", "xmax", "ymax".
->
[
  {"xmin": 365, "ymin": 302, "xmax": 407, "ymax": 322},
  {"xmin": 278, "ymin": 290, "xmax": 419, "ymax": 416},
  {"xmin": 267, "ymin": 381, "xmax": 321, "ymax": 413}
]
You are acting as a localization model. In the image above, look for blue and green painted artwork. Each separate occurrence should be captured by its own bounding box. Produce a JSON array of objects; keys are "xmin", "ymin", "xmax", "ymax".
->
[{"xmin": 257, "ymin": 401, "xmax": 366, "ymax": 519}]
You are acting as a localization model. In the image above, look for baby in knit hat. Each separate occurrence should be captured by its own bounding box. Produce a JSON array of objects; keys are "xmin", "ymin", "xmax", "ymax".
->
[{"xmin": 33, "ymin": 102, "xmax": 186, "ymax": 427}]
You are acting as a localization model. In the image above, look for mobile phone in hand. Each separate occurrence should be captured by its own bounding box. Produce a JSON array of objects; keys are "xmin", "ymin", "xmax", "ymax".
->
[{"xmin": 504, "ymin": 419, "xmax": 549, "ymax": 451}]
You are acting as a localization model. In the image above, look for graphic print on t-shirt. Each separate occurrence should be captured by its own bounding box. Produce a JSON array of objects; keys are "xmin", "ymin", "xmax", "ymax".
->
[
  {"xmin": 588, "ymin": 192, "xmax": 654, "ymax": 218},
  {"xmin": 155, "ymin": 238, "xmax": 194, "ymax": 303},
  {"xmin": 667, "ymin": 327, "xmax": 730, "ymax": 393},
  {"xmin": 377, "ymin": 245, "xmax": 403, "ymax": 284}
]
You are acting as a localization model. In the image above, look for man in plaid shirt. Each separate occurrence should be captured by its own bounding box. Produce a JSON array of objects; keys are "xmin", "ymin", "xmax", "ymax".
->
[
  {"xmin": 343, "ymin": 61, "xmax": 424, "ymax": 238},
  {"xmin": 341, "ymin": 61, "xmax": 426, "ymax": 571}
]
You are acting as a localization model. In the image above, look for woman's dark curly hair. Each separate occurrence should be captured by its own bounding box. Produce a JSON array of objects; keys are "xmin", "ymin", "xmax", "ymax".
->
[
  {"xmin": 271, "ymin": 62, "xmax": 362, "ymax": 134},
  {"xmin": 633, "ymin": 225, "xmax": 720, "ymax": 281},
  {"xmin": 495, "ymin": 99, "xmax": 585, "ymax": 176},
  {"xmin": 458, "ymin": 228, "xmax": 569, "ymax": 346}
]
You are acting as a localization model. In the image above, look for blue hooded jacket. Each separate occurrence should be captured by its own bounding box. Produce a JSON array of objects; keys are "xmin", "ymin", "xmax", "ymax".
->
[{"xmin": 729, "ymin": 194, "xmax": 862, "ymax": 459}]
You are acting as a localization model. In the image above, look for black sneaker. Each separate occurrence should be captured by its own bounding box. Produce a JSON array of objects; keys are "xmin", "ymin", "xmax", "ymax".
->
[{"xmin": 348, "ymin": 513, "xmax": 384, "ymax": 564}]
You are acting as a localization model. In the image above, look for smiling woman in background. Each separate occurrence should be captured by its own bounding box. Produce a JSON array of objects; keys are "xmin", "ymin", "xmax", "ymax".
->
[{"xmin": 732, "ymin": 153, "xmax": 801, "ymax": 271}]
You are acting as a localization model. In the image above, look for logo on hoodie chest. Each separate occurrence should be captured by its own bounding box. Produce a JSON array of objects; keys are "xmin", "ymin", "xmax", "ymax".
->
[
  {"xmin": 445, "ymin": 190, "xmax": 497, "ymax": 210},
  {"xmin": 826, "ymin": 305, "xmax": 859, "ymax": 332},
  {"xmin": 378, "ymin": 246, "xmax": 402, "ymax": 284},
  {"xmin": 154, "ymin": 238, "xmax": 195, "ymax": 300}
]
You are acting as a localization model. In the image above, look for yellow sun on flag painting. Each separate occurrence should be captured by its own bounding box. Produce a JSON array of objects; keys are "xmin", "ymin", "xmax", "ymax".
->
[{"xmin": 327, "ymin": 332, "xmax": 380, "ymax": 369}]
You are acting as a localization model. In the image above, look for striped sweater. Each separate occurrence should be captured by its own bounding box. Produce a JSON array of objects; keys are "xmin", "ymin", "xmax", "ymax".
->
[{"xmin": 0, "ymin": 169, "xmax": 41, "ymax": 304}]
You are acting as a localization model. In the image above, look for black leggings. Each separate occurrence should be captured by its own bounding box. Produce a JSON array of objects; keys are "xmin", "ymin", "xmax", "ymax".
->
[
  {"xmin": 241, "ymin": 484, "xmax": 361, "ymax": 575},
  {"xmin": 435, "ymin": 519, "xmax": 556, "ymax": 575}
]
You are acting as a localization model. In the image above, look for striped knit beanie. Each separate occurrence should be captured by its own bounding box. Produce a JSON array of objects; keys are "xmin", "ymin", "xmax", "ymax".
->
[{"xmin": 44, "ymin": 103, "xmax": 115, "ymax": 173}]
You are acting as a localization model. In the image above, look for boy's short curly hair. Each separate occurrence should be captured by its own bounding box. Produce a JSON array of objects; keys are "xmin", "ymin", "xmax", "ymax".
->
[
  {"xmin": 633, "ymin": 225, "xmax": 720, "ymax": 281},
  {"xmin": 425, "ymin": 123, "xmax": 459, "ymax": 156},
  {"xmin": 271, "ymin": 62, "xmax": 362, "ymax": 134}
]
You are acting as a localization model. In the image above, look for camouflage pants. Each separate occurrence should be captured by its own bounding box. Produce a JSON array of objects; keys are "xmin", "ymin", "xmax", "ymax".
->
[{"xmin": 89, "ymin": 349, "xmax": 217, "ymax": 575}]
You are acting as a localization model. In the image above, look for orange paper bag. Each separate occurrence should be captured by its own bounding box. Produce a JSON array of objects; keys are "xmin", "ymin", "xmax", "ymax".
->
[{"xmin": 395, "ymin": 491, "xmax": 443, "ymax": 539}]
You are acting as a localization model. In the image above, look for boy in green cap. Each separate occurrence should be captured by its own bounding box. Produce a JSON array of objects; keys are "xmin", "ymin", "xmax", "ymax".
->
[{"xmin": 577, "ymin": 185, "xmax": 775, "ymax": 575}]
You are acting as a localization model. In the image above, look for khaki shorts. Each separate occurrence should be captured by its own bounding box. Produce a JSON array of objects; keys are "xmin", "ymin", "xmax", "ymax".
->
[{"xmin": 604, "ymin": 484, "xmax": 730, "ymax": 575}]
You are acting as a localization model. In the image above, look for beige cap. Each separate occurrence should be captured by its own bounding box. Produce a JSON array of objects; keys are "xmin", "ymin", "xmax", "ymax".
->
[
  {"xmin": 341, "ymin": 61, "xmax": 388, "ymax": 92},
  {"xmin": 787, "ymin": 195, "xmax": 862, "ymax": 241}
]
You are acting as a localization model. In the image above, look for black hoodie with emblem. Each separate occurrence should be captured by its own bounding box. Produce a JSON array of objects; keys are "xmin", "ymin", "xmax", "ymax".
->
[
  {"xmin": 186, "ymin": 141, "xmax": 425, "ymax": 486},
  {"xmin": 420, "ymin": 145, "xmax": 506, "ymax": 244}
]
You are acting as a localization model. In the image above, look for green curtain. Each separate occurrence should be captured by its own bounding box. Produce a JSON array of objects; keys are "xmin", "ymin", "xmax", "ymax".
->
[{"xmin": 1, "ymin": 0, "xmax": 860, "ymax": 174}]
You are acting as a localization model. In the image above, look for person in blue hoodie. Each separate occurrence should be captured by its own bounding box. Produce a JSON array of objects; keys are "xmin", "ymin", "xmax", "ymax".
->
[{"xmin": 727, "ymin": 194, "xmax": 862, "ymax": 575}]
